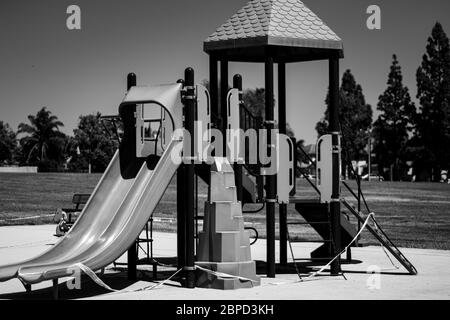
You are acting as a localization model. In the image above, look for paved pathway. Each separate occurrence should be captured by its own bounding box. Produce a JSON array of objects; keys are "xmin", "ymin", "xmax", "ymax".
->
[{"xmin": 0, "ymin": 225, "xmax": 448, "ymax": 300}]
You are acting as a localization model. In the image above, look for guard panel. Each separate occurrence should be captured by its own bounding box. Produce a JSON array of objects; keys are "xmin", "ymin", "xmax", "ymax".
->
[
  {"xmin": 195, "ymin": 84, "xmax": 211, "ymax": 162},
  {"xmin": 226, "ymin": 88, "xmax": 243, "ymax": 163},
  {"xmin": 316, "ymin": 134, "xmax": 333, "ymax": 203},
  {"xmin": 277, "ymin": 134, "xmax": 295, "ymax": 204}
]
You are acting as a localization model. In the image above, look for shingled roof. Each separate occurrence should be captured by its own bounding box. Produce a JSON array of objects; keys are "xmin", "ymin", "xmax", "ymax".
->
[{"xmin": 204, "ymin": 0, "xmax": 343, "ymax": 62}]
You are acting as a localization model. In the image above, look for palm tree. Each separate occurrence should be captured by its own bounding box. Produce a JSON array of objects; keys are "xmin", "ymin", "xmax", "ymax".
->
[{"xmin": 18, "ymin": 107, "xmax": 65, "ymax": 163}]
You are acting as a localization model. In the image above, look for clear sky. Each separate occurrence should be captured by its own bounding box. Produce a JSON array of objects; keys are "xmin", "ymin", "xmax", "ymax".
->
[{"xmin": 1, "ymin": 0, "xmax": 450, "ymax": 144}]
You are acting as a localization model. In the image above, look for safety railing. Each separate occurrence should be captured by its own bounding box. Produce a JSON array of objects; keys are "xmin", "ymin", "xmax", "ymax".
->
[
  {"xmin": 100, "ymin": 115, "xmax": 123, "ymax": 143},
  {"xmin": 239, "ymin": 104, "xmax": 263, "ymax": 178},
  {"xmin": 295, "ymin": 144, "xmax": 320, "ymax": 196}
]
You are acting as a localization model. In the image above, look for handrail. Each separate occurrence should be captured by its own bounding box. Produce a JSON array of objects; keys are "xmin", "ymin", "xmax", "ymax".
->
[
  {"xmin": 239, "ymin": 104, "xmax": 261, "ymax": 132},
  {"xmin": 242, "ymin": 202, "xmax": 265, "ymax": 214},
  {"xmin": 100, "ymin": 115, "xmax": 122, "ymax": 143},
  {"xmin": 245, "ymin": 227, "xmax": 259, "ymax": 245},
  {"xmin": 296, "ymin": 145, "xmax": 315, "ymax": 167},
  {"xmin": 239, "ymin": 104, "xmax": 262, "ymax": 178},
  {"xmin": 294, "ymin": 144, "xmax": 320, "ymax": 196},
  {"xmin": 342, "ymin": 180, "xmax": 359, "ymax": 202},
  {"xmin": 300, "ymin": 169, "xmax": 321, "ymax": 195}
]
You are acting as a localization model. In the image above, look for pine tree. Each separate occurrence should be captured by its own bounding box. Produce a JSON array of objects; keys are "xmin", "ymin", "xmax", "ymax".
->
[
  {"xmin": 416, "ymin": 22, "xmax": 450, "ymax": 181},
  {"xmin": 316, "ymin": 70, "xmax": 373, "ymax": 177},
  {"xmin": 373, "ymin": 55, "xmax": 416, "ymax": 181}
]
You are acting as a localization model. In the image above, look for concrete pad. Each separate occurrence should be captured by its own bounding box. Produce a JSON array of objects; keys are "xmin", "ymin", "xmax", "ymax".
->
[{"xmin": 0, "ymin": 225, "xmax": 449, "ymax": 300}]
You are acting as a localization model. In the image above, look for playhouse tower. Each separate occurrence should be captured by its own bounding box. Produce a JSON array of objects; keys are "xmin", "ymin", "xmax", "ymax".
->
[{"xmin": 203, "ymin": 0, "xmax": 344, "ymax": 277}]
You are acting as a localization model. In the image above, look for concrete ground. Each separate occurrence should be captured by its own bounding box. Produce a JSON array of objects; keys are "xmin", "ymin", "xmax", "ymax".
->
[{"xmin": 0, "ymin": 225, "xmax": 449, "ymax": 300}]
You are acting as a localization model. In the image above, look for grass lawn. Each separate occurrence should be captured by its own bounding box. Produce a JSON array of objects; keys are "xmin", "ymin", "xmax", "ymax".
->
[{"xmin": 1, "ymin": 172, "xmax": 449, "ymax": 250}]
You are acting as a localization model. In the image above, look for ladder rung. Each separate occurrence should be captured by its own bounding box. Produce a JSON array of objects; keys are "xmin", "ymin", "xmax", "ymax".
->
[
  {"xmin": 289, "ymin": 239, "xmax": 332, "ymax": 243},
  {"xmin": 287, "ymin": 221, "xmax": 329, "ymax": 225},
  {"xmin": 143, "ymin": 119, "xmax": 162, "ymax": 122},
  {"xmin": 137, "ymin": 238, "xmax": 153, "ymax": 243},
  {"xmin": 294, "ymin": 258, "xmax": 334, "ymax": 261}
]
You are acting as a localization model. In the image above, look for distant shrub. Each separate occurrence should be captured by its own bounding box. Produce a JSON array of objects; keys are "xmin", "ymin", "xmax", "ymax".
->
[{"xmin": 38, "ymin": 160, "xmax": 64, "ymax": 173}]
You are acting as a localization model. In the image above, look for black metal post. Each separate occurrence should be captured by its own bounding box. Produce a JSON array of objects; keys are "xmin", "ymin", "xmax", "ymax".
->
[
  {"xmin": 265, "ymin": 57, "xmax": 276, "ymax": 278},
  {"xmin": 177, "ymin": 165, "xmax": 186, "ymax": 270},
  {"xmin": 329, "ymin": 57, "xmax": 342, "ymax": 275},
  {"xmin": 278, "ymin": 62, "xmax": 288, "ymax": 266},
  {"xmin": 220, "ymin": 60, "xmax": 229, "ymax": 156},
  {"xmin": 126, "ymin": 72, "xmax": 137, "ymax": 282},
  {"xmin": 176, "ymin": 79, "xmax": 186, "ymax": 272},
  {"xmin": 184, "ymin": 68, "xmax": 196, "ymax": 288},
  {"xmin": 357, "ymin": 176, "xmax": 361, "ymax": 246},
  {"xmin": 291, "ymin": 137, "xmax": 297, "ymax": 196},
  {"xmin": 52, "ymin": 279, "xmax": 59, "ymax": 300},
  {"xmin": 209, "ymin": 55, "xmax": 219, "ymax": 126},
  {"xmin": 233, "ymin": 74, "xmax": 244, "ymax": 204}
]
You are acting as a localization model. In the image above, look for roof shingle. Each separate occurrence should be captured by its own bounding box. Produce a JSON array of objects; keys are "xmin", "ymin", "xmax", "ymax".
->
[{"xmin": 204, "ymin": 0, "xmax": 343, "ymax": 52}]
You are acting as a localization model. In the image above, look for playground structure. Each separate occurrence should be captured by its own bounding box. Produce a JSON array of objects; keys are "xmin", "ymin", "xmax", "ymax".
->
[{"xmin": 0, "ymin": 0, "xmax": 417, "ymax": 296}]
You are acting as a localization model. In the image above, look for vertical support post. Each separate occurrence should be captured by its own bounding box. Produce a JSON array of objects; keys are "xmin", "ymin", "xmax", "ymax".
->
[
  {"xmin": 126, "ymin": 72, "xmax": 137, "ymax": 282},
  {"xmin": 278, "ymin": 62, "xmax": 288, "ymax": 266},
  {"xmin": 233, "ymin": 74, "xmax": 243, "ymax": 204},
  {"xmin": 357, "ymin": 171, "xmax": 361, "ymax": 247},
  {"xmin": 265, "ymin": 57, "xmax": 276, "ymax": 278},
  {"xmin": 176, "ymin": 79, "xmax": 186, "ymax": 271},
  {"xmin": 368, "ymin": 131, "xmax": 372, "ymax": 179},
  {"xmin": 329, "ymin": 57, "xmax": 342, "ymax": 275},
  {"xmin": 220, "ymin": 60, "xmax": 229, "ymax": 156},
  {"xmin": 52, "ymin": 279, "xmax": 59, "ymax": 300},
  {"xmin": 177, "ymin": 165, "xmax": 186, "ymax": 270},
  {"xmin": 184, "ymin": 68, "xmax": 196, "ymax": 288},
  {"xmin": 209, "ymin": 55, "xmax": 219, "ymax": 127},
  {"xmin": 290, "ymin": 137, "xmax": 297, "ymax": 196}
]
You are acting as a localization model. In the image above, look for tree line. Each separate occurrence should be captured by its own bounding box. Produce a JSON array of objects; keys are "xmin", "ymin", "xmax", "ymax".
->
[
  {"xmin": 0, "ymin": 108, "xmax": 117, "ymax": 173},
  {"xmin": 316, "ymin": 22, "xmax": 450, "ymax": 182}
]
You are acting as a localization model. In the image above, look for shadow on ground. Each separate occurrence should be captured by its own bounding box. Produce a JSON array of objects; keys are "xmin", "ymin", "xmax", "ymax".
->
[
  {"xmin": 0, "ymin": 257, "xmax": 412, "ymax": 299},
  {"xmin": 0, "ymin": 264, "xmax": 182, "ymax": 300}
]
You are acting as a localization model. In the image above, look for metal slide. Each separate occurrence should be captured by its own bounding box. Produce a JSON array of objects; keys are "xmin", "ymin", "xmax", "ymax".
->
[{"xmin": 0, "ymin": 138, "xmax": 181, "ymax": 284}]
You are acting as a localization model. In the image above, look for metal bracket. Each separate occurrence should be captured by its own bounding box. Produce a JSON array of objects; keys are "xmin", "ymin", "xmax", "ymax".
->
[
  {"xmin": 182, "ymin": 156, "xmax": 199, "ymax": 162},
  {"xmin": 332, "ymin": 146, "xmax": 340, "ymax": 154},
  {"xmin": 184, "ymin": 266, "xmax": 196, "ymax": 271}
]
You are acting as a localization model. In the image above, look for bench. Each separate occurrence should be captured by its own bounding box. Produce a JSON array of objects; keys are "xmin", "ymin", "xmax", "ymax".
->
[
  {"xmin": 62, "ymin": 193, "xmax": 91, "ymax": 224},
  {"xmin": 59, "ymin": 193, "xmax": 158, "ymax": 278}
]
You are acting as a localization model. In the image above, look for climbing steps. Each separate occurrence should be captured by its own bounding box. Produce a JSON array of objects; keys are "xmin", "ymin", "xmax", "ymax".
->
[
  {"xmin": 195, "ymin": 164, "xmax": 257, "ymax": 204},
  {"xmin": 341, "ymin": 199, "xmax": 418, "ymax": 275},
  {"xmin": 287, "ymin": 199, "xmax": 357, "ymax": 262},
  {"xmin": 196, "ymin": 158, "xmax": 260, "ymax": 289}
]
